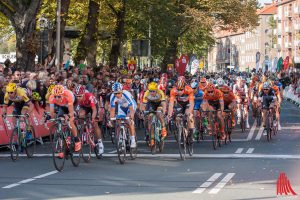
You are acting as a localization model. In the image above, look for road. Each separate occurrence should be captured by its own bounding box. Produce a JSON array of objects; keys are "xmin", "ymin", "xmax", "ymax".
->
[{"xmin": 0, "ymin": 100, "xmax": 300, "ymax": 200}]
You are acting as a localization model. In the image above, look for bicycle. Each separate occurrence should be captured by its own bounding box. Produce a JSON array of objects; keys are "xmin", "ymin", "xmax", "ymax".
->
[
  {"xmin": 3, "ymin": 114, "xmax": 36, "ymax": 162},
  {"xmin": 44, "ymin": 112, "xmax": 81, "ymax": 172},
  {"xmin": 111, "ymin": 117, "xmax": 137, "ymax": 164},
  {"xmin": 76, "ymin": 115, "xmax": 102, "ymax": 162},
  {"xmin": 223, "ymin": 110, "xmax": 233, "ymax": 144},
  {"xmin": 144, "ymin": 110, "xmax": 165, "ymax": 154},
  {"xmin": 174, "ymin": 107, "xmax": 193, "ymax": 160},
  {"xmin": 239, "ymin": 103, "xmax": 246, "ymax": 132},
  {"xmin": 264, "ymin": 105, "xmax": 277, "ymax": 142},
  {"xmin": 202, "ymin": 110, "xmax": 221, "ymax": 150}
]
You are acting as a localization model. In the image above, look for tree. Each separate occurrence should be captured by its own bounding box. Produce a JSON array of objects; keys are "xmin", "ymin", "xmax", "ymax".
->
[
  {"xmin": 74, "ymin": 0, "xmax": 100, "ymax": 67},
  {"xmin": 0, "ymin": 0, "xmax": 42, "ymax": 71}
]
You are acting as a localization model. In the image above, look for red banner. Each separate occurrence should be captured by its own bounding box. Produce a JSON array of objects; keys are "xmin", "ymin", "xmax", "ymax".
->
[{"xmin": 175, "ymin": 55, "xmax": 189, "ymax": 76}]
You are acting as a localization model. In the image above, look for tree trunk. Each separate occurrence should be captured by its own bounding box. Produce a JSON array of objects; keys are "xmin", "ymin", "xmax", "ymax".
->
[
  {"xmin": 0, "ymin": 0, "xmax": 42, "ymax": 71},
  {"xmin": 108, "ymin": 0, "xmax": 126, "ymax": 67},
  {"xmin": 161, "ymin": 37, "xmax": 179, "ymax": 72},
  {"xmin": 75, "ymin": 0, "xmax": 100, "ymax": 67}
]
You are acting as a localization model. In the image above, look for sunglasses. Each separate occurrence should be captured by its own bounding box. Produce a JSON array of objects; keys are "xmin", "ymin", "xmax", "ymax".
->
[
  {"xmin": 223, "ymin": 92, "xmax": 229, "ymax": 94},
  {"xmin": 208, "ymin": 91, "xmax": 214, "ymax": 94},
  {"xmin": 15, "ymin": 74, "xmax": 21, "ymax": 76},
  {"xmin": 263, "ymin": 89, "xmax": 269, "ymax": 91},
  {"xmin": 8, "ymin": 92, "xmax": 14, "ymax": 94},
  {"xmin": 114, "ymin": 92, "xmax": 122, "ymax": 95},
  {"xmin": 54, "ymin": 96, "xmax": 62, "ymax": 99},
  {"xmin": 200, "ymin": 82, "xmax": 206, "ymax": 84},
  {"xmin": 76, "ymin": 95, "xmax": 84, "ymax": 98},
  {"xmin": 149, "ymin": 90, "xmax": 156, "ymax": 93}
]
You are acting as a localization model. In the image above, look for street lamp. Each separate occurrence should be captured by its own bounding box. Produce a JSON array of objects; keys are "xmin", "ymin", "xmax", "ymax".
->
[
  {"xmin": 55, "ymin": 0, "xmax": 61, "ymax": 72},
  {"xmin": 39, "ymin": 17, "xmax": 53, "ymax": 64}
]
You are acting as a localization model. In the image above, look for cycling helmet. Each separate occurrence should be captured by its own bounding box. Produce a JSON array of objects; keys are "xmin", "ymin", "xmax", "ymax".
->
[
  {"xmin": 177, "ymin": 76, "xmax": 186, "ymax": 90},
  {"xmin": 206, "ymin": 83, "xmax": 215, "ymax": 92},
  {"xmin": 236, "ymin": 76, "xmax": 243, "ymax": 82},
  {"xmin": 47, "ymin": 84, "xmax": 55, "ymax": 94},
  {"xmin": 161, "ymin": 73, "xmax": 168, "ymax": 79},
  {"xmin": 140, "ymin": 79, "xmax": 147, "ymax": 85},
  {"xmin": 6, "ymin": 83, "xmax": 17, "ymax": 93},
  {"xmin": 262, "ymin": 82, "xmax": 271, "ymax": 89},
  {"xmin": 153, "ymin": 77, "xmax": 159, "ymax": 83},
  {"xmin": 134, "ymin": 75, "xmax": 140, "ymax": 80},
  {"xmin": 112, "ymin": 82, "xmax": 123, "ymax": 93},
  {"xmin": 190, "ymin": 80, "xmax": 199, "ymax": 89},
  {"xmin": 74, "ymin": 85, "xmax": 85, "ymax": 96},
  {"xmin": 66, "ymin": 81, "xmax": 75, "ymax": 90},
  {"xmin": 252, "ymin": 75, "xmax": 259, "ymax": 82},
  {"xmin": 216, "ymin": 78, "xmax": 224, "ymax": 86},
  {"xmin": 125, "ymin": 79, "xmax": 132, "ymax": 84},
  {"xmin": 148, "ymin": 82, "xmax": 158, "ymax": 90},
  {"xmin": 32, "ymin": 92, "xmax": 41, "ymax": 101},
  {"xmin": 52, "ymin": 85, "xmax": 64, "ymax": 96},
  {"xmin": 220, "ymin": 85, "xmax": 231, "ymax": 93}
]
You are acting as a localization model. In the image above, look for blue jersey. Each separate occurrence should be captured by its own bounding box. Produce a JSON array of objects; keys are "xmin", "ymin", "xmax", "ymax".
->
[
  {"xmin": 275, "ymin": 82, "xmax": 283, "ymax": 90},
  {"xmin": 194, "ymin": 89, "xmax": 204, "ymax": 110},
  {"xmin": 110, "ymin": 90, "xmax": 137, "ymax": 118}
]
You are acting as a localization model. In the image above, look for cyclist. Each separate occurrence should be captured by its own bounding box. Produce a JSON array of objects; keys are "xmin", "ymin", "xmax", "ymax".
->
[
  {"xmin": 168, "ymin": 76, "xmax": 195, "ymax": 136},
  {"xmin": 201, "ymin": 83, "xmax": 226, "ymax": 140},
  {"xmin": 2, "ymin": 82, "xmax": 34, "ymax": 122},
  {"xmin": 74, "ymin": 85, "xmax": 104, "ymax": 156},
  {"xmin": 271, "ymin": 79, "xmax": 282, "ymax": 130},
  {"xmin": 131, "ymin": 75, "xmax": 141, "ymax": 102},
  {"xmin": 190, "ymin": 79, "xmax": 204, "ymax": 118},
  {"xmin": 233, "ymin": 76, "xmax": 250, "ymax": 128},
  {"xmin": 48, "ymin": 85, "xmax": 81, "ymax": 152},
  {"xmin": 141, "ymin": 82, "xmax": 167, "ymax": 146},
  {"xmin": 219, "ymin": 85, "xmax": 237, "ymax": 127},
  {"xmin": 199, "ymin": 77, "xmax": 208, "ymax": 91},
  {"xmin": 109, "ymin": 82, "xmax": 137, "ymax": 148},
  {"xmin": 258, "ymin": 82, "xmax": 277, "ymax": 135}
]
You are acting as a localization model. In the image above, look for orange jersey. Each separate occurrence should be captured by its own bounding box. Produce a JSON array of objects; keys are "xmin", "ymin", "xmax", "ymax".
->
[
  {"xmin": 169, "ymin": 85, "xmax": 194, "ymax": 103},
  {"xmin": 49, "ymin": 89, "xmax": 75, "ymax": 107},
  {"xmin": 272, "ymin": 85, "xmax": 280, "ymax": 96},
  {"xmin": 199, "ymin": 83, "xmax": 207, "ymax": 91},
  {"xmin": 203, "ymin": 89, "xmax": 223, "ymax": 101}
]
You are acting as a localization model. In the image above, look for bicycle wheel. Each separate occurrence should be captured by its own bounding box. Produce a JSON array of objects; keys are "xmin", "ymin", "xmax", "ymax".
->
[
  {"xmin": 130, "ymin": 136, "xmax": 137, "ymax": 160},
  {"xmin": 210, "ymin": 118, "xmax": 217, "ymax": 150},
  {"xmin": 69, "ymin": 130, "xmax": 80, "ymax": 167},
  {"xmin": 80, "ymin": 130, "xmax": 92, "ymax": 163},
  {"xmin": 158, "ymin": 133, "xmax": 165, "ymax": 153},
  {"xmin": 224, "ymin": 117, "xmax": 229, "ymax": 145},
  {"xmin": 241, "ymin": 113, "xmax": 245, "ymax": 132},
  {"xmin": 266, "ymin": 114, "xmax": 271, "ymax": 142},
  {"xmin": 49, "ymin": 125, "xmax": 65, "ymax": 172},
  {"xmin": 150, "ymin": 125, "xmax": 156, "ymax": 155},
  {"xmin": 25, "ymin": 125, "xmax": 36, "ymax": 158},
  {"xmin": 115, "ymin": 128, "xmax": 126, "ymax": 164},
  {"xmin": 187, "ymin": 131, "xmax": 194, "ymax": 156},
  {"xmin": 177, "ymin": 127, "xmax": 186, "ymax": 160},
  {"xmin": 10, "ymin": 128, "xmax": 19, "ymax": 162}
]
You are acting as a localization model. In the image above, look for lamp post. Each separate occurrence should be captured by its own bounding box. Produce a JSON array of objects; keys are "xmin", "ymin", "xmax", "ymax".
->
[{"xmin": 55, "ymin": 0, "xmax": 61, "ymax": 72}]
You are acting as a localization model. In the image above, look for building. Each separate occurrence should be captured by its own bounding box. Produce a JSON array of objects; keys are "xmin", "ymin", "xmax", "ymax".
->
[
  {"xmin": 207, "ymin": 3, "xmax": 277, "ymax": 72},
  {"xmin": 274, "ymin": 0, "xmax": 300, "ymax": 66}
]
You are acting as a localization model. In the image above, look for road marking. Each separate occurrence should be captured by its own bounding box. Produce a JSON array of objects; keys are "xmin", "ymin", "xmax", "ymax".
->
[
  {"xmin": 108, "ymin": 150, "xmax": 117, "ymax": 154},
  {"xmin": 192, "ymin": 173, "xmax": 223, "ymax": 194},
  {"xmin": 247, "ymin": 120, "xmax": 257, "ymax": 140},
  {"xmin": 235, "ymin": 148, "xmax": 244, "ymax": 154},
  {"xmin": 255, "ymin": 126, "xmax": 264, "ymax": 140},
  {"xmin": 246, "ymin": 148, "xmax": 254, "ymax": 154},
  {"xmin": 3, "ymin": 153, "xmax": 300, "ymax": 159},
  {"xmin": 2, "ymin": 170, "xmax": 58, "ymax": 189},
  {"xmin": 209, "ymin": 173, "xmax": 235, "ymax": 194},
  {"xmin": 281, "ymin": 126, "xmax": 300, "ymax": 130},
  {"xmin": 103, "ymin": 139, "xmax": 250, "ymax": 143}
]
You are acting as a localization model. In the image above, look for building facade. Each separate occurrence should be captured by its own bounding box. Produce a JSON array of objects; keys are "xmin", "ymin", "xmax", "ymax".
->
[
  {"xmin": 207, "ymin": 3, "xmax": 277, "ymax": 72},
  {"xmin": 275, "ymin": 0, "xmax": 300, "ymax": 66}
]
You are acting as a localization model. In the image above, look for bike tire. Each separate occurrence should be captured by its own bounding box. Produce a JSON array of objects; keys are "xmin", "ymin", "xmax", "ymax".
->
[
  {"xmin": 130, "ymin": 136, "xmax": 138, "ymax": 160},
  {"xmin": 80, "ymin": 130, "xmax": 92, "ymax": 163},
  {"xmin": 25, "ymin": 125, "xmax": 36, "ymax": 158},
  {"xmin": 177, "ymin": 127, "xmax": 185, "ymax": 160},
  {"xmin": 150, "ymin": 125, "xmax": 156, "ymax": 155},
  {"xmin": 224, "ymin": 117, "xmax": 229, "ymax": 145},
  {"xmin": 187, "ymin": 132, "xmax": 193, "ymax": 156},
  {"xmin": 69, "ymin": 129, "xmax": 80, "ymax": 167},
  {"xmin": 49, "ymin": 125, "xmax": 66, "ymax": 172},
  {"xmin": 116, "ymin": 129, "xmax": 126, "ymax": 164},
  {"xmin": 10, "ymin": 128, "xmax": 19, "ymax": 162},
  {"xmin": 210, "ymin": 118, "xmax": 217, "ymax": 150},
  {"xmin": 266, "ymin": 114, "xmax": 271, "ymax": 142}
]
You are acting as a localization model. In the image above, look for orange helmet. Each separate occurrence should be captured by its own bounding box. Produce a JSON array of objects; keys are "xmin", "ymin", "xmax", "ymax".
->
[
  {"xmin": 206, "ymin": 83, "xmax": 215, "ymax": 92},
  {"xmin": 200, "ymin": 77, "xmax": 207, "ymax": 84},
  {"xmin": 176, "ymin": 76, "xmax": 186, "ymax": 90},
  {"xmin": 52, "ymin": 85, "xmax": 64, "ymax": 96},
  {"xmin": 252, "ymin": 75, "xmax": 259, "ymax": 82},
  {"xmin": 220, "ymin": 85, "xmax": 231, "ymax": 93}
]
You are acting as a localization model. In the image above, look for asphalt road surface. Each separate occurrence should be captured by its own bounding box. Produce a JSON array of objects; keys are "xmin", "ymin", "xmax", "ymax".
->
[{"xmin": 0, "ymin": 100, "xmax": 300, "ymax": 200}]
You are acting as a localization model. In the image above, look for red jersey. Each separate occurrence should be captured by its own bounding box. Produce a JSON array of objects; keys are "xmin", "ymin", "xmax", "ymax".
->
[{"xmin": 78, "ymin": 92, "xmax": 98, "ymax": 108}]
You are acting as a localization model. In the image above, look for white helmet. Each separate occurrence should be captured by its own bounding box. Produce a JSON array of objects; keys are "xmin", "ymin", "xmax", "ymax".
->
[{"xmin": 216, "ymin": 78, "xmax": 224, "ymax": 86}]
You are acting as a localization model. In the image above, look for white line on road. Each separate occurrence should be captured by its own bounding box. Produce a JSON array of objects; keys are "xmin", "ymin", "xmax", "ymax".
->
[
  {"xmin": 2, "ymin": 170, "xmax": 58, "ymax": 189},
  {"xmin": 108, "ymin": 150, "xmax": 117, "ymax": 154},
  {"xmin": 281, "ymin": 126, "xmax": 300, "ymax": 130},
  {"xmin": 192, "ymin": 173, "xmax": 223, "ymax": 194},
  {"xmin": 247, "ymin": 120, "xmax": 257, "ymax": 141},
  {"xmin": 209, "ymin": 173, "xmax": 235, "ymax": 194},
  {"xmin": 235, "ymin": 148, "xmax": 244, "ymax": 154},
  {"xmin": 246, "ymin": 148, "xmax": 254, "ymax": 154},
  {"xmin": 4, "ymin": 153, "xmax": 300, "ymax": 159},
  {"xmin": 255, "ymin": 126, "xmax": 264, "ymax": 140}
]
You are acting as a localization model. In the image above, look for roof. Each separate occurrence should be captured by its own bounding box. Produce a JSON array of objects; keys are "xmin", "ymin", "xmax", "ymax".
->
[{"xmin": 257, "ymin": 3, "xmax": 277, "ymax": 15}]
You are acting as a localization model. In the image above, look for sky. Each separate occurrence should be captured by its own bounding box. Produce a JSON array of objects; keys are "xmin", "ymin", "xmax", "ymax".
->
[{"xmin": 259, "ymin": 0, "xmax": 272, "ymax": 4}]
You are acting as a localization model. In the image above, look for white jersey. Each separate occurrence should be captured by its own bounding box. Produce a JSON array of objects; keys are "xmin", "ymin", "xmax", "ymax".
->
[{"xmin": 233, "ymin": 83, "xmax": 248, "ymax": 95}]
